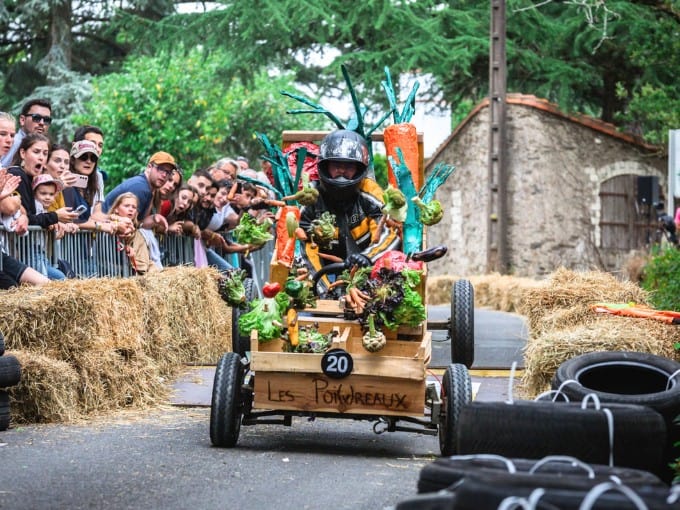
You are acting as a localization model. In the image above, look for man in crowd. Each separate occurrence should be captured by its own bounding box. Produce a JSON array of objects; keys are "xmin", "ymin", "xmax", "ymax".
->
[
  {"xmin": 1, "ymin": 98, "xmax": 52, "ymax": 167},
  {"xmin": 103, "ymin": 151, "xmax": 177, "ymax": 233}
]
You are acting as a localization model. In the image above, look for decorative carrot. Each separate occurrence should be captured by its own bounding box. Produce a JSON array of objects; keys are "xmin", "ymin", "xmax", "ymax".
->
[
  {"xmin": 381, "ymin": 67, "xmax": 421, "ymax": 189},
  {"xmin": 275, "ymin": 205, "xmax": 300, "ymax": 268}
]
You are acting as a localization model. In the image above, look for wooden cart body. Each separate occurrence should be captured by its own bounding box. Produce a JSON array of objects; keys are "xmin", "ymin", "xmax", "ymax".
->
[{"xmin": 250, "ymin": 300, "xmax": 431, "ymax": 418}]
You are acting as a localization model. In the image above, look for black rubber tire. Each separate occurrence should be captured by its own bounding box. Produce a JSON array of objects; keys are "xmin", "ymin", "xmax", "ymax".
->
[
  {"xmin": 0, "ymin": 390, "xmax": 9, "ymax": 431},
  {"xmin": 0, "ymin": 331, "xmax": 5, "ymax": 356},
  {"xmin": 450, "ymin": 279, "xmax": 474, "ymax": 368},
  {"xmin": 438, "ymin": 363, "xmax": 472, "ymax": 456},
  {"xmin": 394, "ymin": 490, "xmax": 456, "ymax": 510},
  {"xmin": 231, "ymin": 277, "xmax": 254, "ymax": 358},
  {"xmin": 452, "ymin": 472, "xmax": 673, "ymax": 510},
  {"xmin": 417, "ymin": 455, "xmax": 666, "ymax": 494},
  {"xmin": 456, "ymin": 401, "xmax": 667, "ymax": 477},
  {"xmin": 0, "ymin": 355, "xmax": 21, "ymax": 388},
  {"xmin": 210, "ymin": 352, "xmax": 244, "ymax": 447},
  {"xmin": 551, "ymin": 351, "xmax": 680, "ymax": 426}
]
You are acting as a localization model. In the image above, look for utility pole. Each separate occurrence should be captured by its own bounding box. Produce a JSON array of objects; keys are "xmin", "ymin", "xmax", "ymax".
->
[{"xmin": 488, "ymin": 0, "xmax": 509, "ymax": 273}]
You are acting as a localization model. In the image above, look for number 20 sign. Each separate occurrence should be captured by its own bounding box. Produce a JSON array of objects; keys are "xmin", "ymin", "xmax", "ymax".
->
[{"xmin": 321, "ymin": 349, "xmax": 354, "ymax": 379}]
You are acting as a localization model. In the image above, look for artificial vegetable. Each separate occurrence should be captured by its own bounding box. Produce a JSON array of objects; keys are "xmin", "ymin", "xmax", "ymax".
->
[
  {"xmin": 281, "ymin": 173, "xmax": 319, "ymax": 206},
  {"xmin": 274, "ymin": 206, "xmax": 300, "ymax": 268},
  {"xmin": 382, "ymin": 67, "xmax": 421, "ymax": 189},
  {"xmin": 345, "ymin": 263, "xmax": 426, "ymax": 330},
  {"xmin": 238, "ymin": 291, "xmax": 291, "ymax": 342},
  {"xmin": 411, "ymin": 196, "xmax": 444, "ymax": 226},
  {"xmin": 284, "ymin": 273, "xmax": 317, "ymax": 309},
  {"xmin": 233, "ymin": 213, "xmax": 274, "ymax": 247},
  {"xmin": 382, "ymin": 185, "xmax": 408, "ymax": 223},
  {"xmin": 218, "ymin": 269, "xmax": 247, "ymax": 308},
  {"xmin": 309, "ymin": 211, "xmax": 336, "ymax": 248},
  {"xmin": 284, "ymin": 279, "xmax": 304, "ymax": 298},
  {"xmin": 287, "ymin": 308, "xmax": 299, "ymax": 347},
  {"xmin": 284, "ymin": 325, "xmax": 333, "ymax": 354},
  {"xmin": 362, "ymin": 314, "xmax": 387, "ymax": 352},
  {"xmin": 262, "ymin": 281, "xmax": 282, "ymax": 298},
  {"xmin": 370, "ymin": 250, "xmax": 423, "ymax": 280}
]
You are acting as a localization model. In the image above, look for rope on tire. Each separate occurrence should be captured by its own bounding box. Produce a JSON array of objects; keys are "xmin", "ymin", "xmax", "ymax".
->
[
  {"xmin": 506, "ymin": 361, "xmax": 518, "ymax": 404},
  {"xmin": 667, "ymin": 368, "xmax": 680, "ymax": 391},
  {"xmin": 497, "ymin": 488, "xmax": 546, "ymax": 510},
  {"xmin": 528, "ymin": 455, "xmax": 595, "ymax": 479},
  {"xmin": 550, "ymin": 378, "xmax": 581, "ymax": 402},
  {"xmin": 581, "ymin": 393, "xmax": 615, "ymax": 467},
  {"xmin": 579, "ymin": 482, "xmax": 648, "ymax": 510},
  {"xmin": 453, "ymin": 454, "xmax": 518, "ymax": 473}
]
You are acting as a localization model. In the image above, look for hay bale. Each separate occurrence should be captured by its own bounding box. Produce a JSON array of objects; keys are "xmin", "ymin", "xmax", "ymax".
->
[
  {"xmin": 521, "ymin": 267, "xmax": 649, "ymax": 333},
  {"xmin": 138, "ymin": 266, "xmax": 231, "ymax": 374},
  {"xmin": 8, "ymin": 350, "xmax": 80, "ymax": 424},
  {"xmin": 0, "ymin": 278, "xmax": 146, "ymax": 360},
  {"xmin": 426, "ymin": 276, "xmax": 455, "ymax": 305},
  {"xmin": 467, "ymin": 274, "xmax": 543, "ymax": 313},
  {"xmin": 522, "ymin": 317, "xmax": 680, "ymax": 396},
  {"xmin": 75, "ymin": 349, "xmax": 166, "ymax": 413}
]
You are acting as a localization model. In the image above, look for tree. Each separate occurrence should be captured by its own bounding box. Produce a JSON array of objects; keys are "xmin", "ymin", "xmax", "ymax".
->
[
  {"xmin": 135, "ymin": 0, "xmax": 679, "ymax": 145},
  {"xmin": 73, "ymin": 47, "xmax": 329, "ymax": 187}
]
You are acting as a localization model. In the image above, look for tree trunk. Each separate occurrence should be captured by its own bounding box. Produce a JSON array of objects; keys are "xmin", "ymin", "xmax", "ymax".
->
[{"xmin": 40, "ymin": 0, "xmax": 73, "ymax": 82}]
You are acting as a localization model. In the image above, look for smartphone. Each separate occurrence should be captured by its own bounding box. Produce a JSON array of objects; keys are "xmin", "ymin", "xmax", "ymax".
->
[
  {"xmin": 73, "ymin": 204, "xmax": 88, "ymax": 215},
  {"xmin": 72, "ymin": 174, "xmax": 89, "ymax": 189}
]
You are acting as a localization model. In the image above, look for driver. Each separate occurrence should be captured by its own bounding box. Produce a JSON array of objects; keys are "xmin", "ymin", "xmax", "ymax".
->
[{"xmin": 298, "ymin": 129, "xmax": 400, "ymax": 291}]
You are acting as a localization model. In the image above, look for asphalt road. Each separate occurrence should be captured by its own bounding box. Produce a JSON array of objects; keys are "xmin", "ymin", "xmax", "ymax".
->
[{"xmin": 0, "ymin": 308, "xmax": 527, "ymax": 510}]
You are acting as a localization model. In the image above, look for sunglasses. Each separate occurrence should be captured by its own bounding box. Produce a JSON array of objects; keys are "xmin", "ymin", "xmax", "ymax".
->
[
  {"xmin": 153, "ymin": 164, "xmax": 173, "ymax": 176},
  {"xmin": 28, "ymin": 114, "xmax": 52, "ymax": 124},
  {"xmin": 77, "ymin": 153, "xmax": 98, "ymax": 163}
]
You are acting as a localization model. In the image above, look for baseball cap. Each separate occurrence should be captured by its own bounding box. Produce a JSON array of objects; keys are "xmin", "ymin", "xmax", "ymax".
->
[
  {"xmin": 32, "ymin": 174, "xmax": 64, "ymax": 194},
  {"xmin": 149, "ymin": 151, "xmax": 177, "ymax": 169},
  {"xmin": 70, "ymin": 140, "xmax": 99, "ymax": 159}
]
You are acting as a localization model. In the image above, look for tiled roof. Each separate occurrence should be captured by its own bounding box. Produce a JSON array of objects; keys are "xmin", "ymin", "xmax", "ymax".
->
[{"xmin": 426, "ymin": 93, "xmax": 660, "ymax": 167}]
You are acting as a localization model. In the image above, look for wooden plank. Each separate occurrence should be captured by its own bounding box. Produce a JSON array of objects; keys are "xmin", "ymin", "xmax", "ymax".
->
[
  {"xmin": 252, "ymin": 350, "xmax": 426, "ymax": 380},
  {"xmin": 253, "ymin": 372, "xmax": 426, "ymax": 416}
]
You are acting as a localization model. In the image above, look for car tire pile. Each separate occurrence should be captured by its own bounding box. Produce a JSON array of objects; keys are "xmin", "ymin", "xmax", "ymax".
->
[
  {"xmin": 0, "ymin": 332, "xmax": 21, "ymax": 431},
  {"xmin": 396, "ymin": 351, "xmax": 680, "ymax": 509}
]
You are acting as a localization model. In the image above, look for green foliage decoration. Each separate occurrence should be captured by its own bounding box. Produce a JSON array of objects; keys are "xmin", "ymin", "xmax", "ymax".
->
[{"xmin": 72, "ymin": 47, "xmax": 328, "ymax": 188}]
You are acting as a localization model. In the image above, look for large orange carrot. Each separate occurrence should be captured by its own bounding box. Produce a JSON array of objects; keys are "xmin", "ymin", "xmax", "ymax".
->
[
  {"xmin": 384, "ymin": 123, "xmax": 420, "ymax": 189},
  {"xmin": 275, "ymin": 205, "xmax": 300, "ymax": 268}
]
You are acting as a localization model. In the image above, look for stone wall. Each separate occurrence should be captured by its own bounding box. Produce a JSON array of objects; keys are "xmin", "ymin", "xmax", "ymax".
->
[{"xmin": 425, "ymin": 102, "xmax": 665, "ymax": 278}]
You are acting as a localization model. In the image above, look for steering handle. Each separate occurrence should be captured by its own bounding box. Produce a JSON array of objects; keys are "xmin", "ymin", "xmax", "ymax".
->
[{"xmin": 311, "ymin": 262, "xmax": 347, "ymax": 297}]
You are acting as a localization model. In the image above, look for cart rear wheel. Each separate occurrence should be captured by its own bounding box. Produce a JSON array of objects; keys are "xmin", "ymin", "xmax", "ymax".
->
[
  {"xmin": 450, "ymin": 279, "xmax": 474, "ymax": 368},
  {"xmin": 438, "ymin": 363, "xmax": 472, "ymax": 456},
  {"xmin": 231, "ymin": 278, "xmax": 255, "ymax": 358},
  {"xmin": 210, "ymin": 353, "xmax": 244, "ymax": 447}
]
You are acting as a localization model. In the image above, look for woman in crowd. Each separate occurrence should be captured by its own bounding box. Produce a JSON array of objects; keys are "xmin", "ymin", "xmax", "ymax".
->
[
  {"xmin": 0, "ymin": 120, "xmax": 47, "ymax": 288},
  {"xmin": 8, "ymin": 133, "xmax": 78, "ymax": 229},
  {"xmin": 62, "ymin": 140, "xmax": 133, "ymax": 236}
]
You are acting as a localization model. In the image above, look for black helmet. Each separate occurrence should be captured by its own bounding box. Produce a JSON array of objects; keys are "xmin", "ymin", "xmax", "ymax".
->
[{"xmin": 317, "ymin": 130, "xmax": 369, "ymax": 202}]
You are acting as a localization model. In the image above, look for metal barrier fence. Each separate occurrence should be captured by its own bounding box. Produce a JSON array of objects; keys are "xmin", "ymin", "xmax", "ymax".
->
[
  {"xmin": 0, "ymin": 226, "xmax": 196, "ymax": 278},
  {"xmin": 0, "ymin": 226, "xmax": 277, "ymax": 290}
]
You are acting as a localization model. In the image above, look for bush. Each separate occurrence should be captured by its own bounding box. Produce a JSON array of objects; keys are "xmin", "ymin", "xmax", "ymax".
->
[{"xmin": 641, "ymin": 247, "xmax": 680, "ymax": 311}]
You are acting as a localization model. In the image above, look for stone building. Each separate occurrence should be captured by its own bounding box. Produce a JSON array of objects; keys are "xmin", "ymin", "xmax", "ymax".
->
[{"xmin": 424, "ymin": 93, "xmax": 666, "ymax": 278}]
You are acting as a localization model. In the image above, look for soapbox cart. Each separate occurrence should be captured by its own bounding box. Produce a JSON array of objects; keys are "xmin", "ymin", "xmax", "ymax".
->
[{"xmin": 210, "ymin": 131, "xmax": 474, "ymax": 455}]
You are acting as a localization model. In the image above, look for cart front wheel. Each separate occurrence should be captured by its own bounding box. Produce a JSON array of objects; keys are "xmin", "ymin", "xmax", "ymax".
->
[
  {"xmin": 450, "ymin": 279, "xmax": 474, "ymax": 368},
  {"xmin": 438, "ymin": 363, "xmax": 472, "ymax": 456},
  {"xmin": 210, "ymin": 353, "xmax": 244, "ymax": 447}
]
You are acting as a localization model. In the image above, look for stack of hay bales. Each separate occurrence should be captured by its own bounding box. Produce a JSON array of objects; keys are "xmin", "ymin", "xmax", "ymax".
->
[
  {"xmin": 427, "ymin": 274, "xmax": 542, "ymax": 313},
  {"xmin": 521, "ymin": 267, "xmax": 680, "ymax": 396},
  {"xmin": 0, "ymin": 266, "xmax": 231, "ymax": 424}
]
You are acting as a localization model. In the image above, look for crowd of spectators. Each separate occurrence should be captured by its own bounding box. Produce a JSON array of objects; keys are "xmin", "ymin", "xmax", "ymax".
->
[{"xmin": 0, "ymin": 98, "xmax": 277, "ymax": 289}]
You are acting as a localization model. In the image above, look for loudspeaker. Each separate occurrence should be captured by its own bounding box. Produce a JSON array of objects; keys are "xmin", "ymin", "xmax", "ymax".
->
[{"xmin": 636, "ymin": 175, "xmax": 659, "ymax": 205}]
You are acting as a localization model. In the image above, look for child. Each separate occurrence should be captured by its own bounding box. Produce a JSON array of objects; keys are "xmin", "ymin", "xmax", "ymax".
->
[
  {"xmin": 31, "ymin": 174, "xmax": 66, "ymax": 280},
  {"xmin": 108, "ymin": 192, "xmax": 161, "ymax": 274}
]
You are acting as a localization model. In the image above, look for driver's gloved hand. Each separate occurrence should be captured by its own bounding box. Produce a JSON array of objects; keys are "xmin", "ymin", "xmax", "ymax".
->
[{"xmin": 345, "ymin": 253, "xmax": 372, "ymax": 269}]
